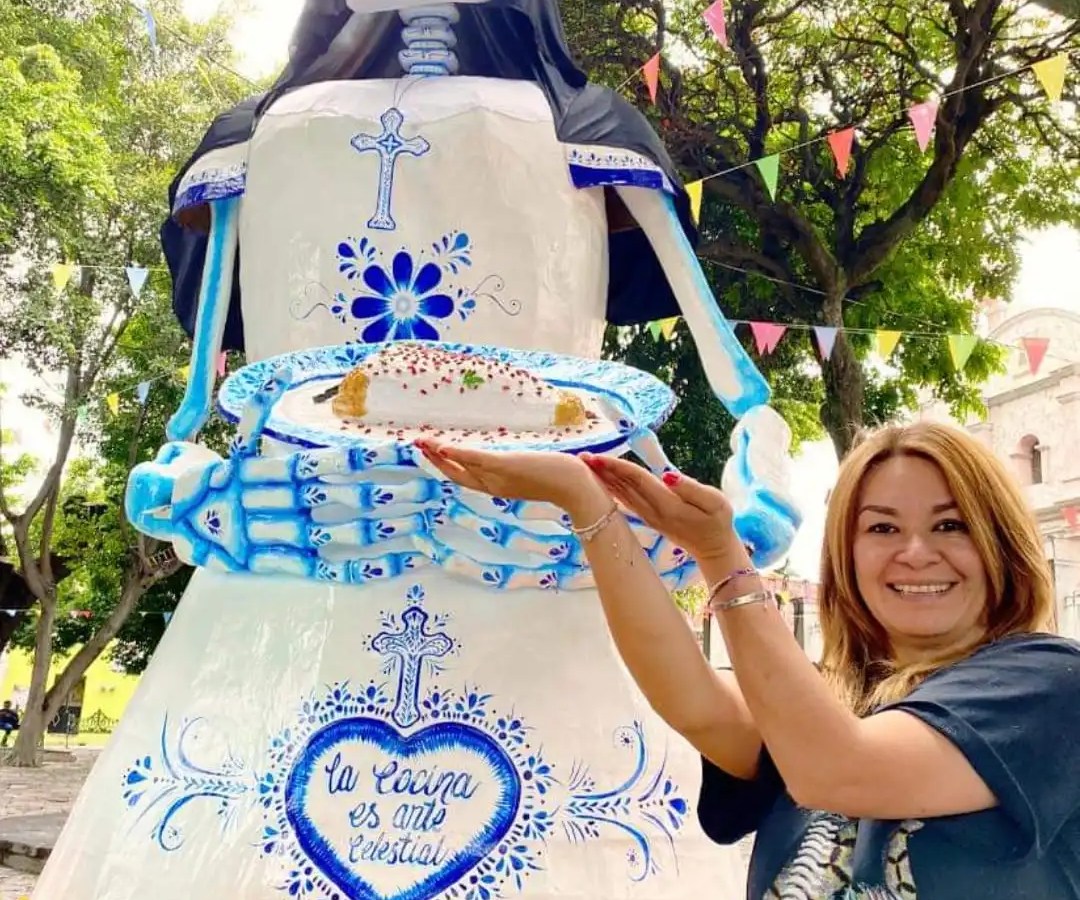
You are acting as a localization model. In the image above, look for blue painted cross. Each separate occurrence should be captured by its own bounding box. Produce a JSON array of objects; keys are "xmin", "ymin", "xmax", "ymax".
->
[
  {"xmin": 372, "ymin": 605, "xmax": 452, "ymax": 728},
  {"xmin": 350, "ymin": 107, "xmax": 430, "ymax": 232}
]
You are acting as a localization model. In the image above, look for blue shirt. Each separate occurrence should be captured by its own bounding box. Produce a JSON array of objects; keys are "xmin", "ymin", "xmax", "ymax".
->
[{"xmin": 698, "ymin": 634, "xmax": 1080, "ymax": 899}]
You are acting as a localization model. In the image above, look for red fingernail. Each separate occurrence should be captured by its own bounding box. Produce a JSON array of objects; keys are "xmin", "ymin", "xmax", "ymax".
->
[
  {"xmin": 584, "ymin": 456, "xmax": 606, "ymax": 470},
  {"xmin": 662, "ymin": 472, "xmax": 681, "ymax": 487}
]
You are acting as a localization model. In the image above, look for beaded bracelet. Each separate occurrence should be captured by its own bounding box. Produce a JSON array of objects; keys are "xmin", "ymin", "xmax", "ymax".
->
[{"xmin": 568, "ymin": 505, "xmax": 621, "ymax": 543}]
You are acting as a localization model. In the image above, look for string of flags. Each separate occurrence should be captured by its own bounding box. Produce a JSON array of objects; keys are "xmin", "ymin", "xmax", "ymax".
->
[
  {"xmin": 641, "ymin": 317, "xmax": 1064, "ymax": 377},
  {"xmin": 50, "ymin": 261, "xmax": 158, "ymax": 300},
  {"xmin": 129, "ymin": 0, "xmax": 259, "ymax": 89},
  {"xmin": 0, "ymin": 608, "xmax": 175, "ymax": 624},
  {"xmin": 45, "ymin": 261, "xmax": 224, "ymax": 420},
  {"xmin": 634, "ymin": 2, "xmax": 1072, "ymax": 220},
  {"xmin": 97, "ymin": 353, "xmax": 226, "ymax": 422}
]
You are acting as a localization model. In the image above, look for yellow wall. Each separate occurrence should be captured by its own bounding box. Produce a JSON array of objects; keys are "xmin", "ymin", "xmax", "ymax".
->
[{"xmin": 0, "ymin": 643, "xmax": 140, "ymax": 726}]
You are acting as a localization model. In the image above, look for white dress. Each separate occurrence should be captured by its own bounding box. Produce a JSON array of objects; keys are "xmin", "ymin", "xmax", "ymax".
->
[{"xmin": 32, "ymin": 76, "xmax": 760, "ymax": 900}]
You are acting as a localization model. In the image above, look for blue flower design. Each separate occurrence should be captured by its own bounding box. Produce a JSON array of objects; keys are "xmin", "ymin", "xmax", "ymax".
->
[{"xmin": 350, "ymin": 250, "xmax": 455, "ymax": 342}]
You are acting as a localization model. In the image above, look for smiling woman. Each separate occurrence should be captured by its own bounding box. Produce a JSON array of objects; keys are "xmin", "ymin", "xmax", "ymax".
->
[
  {"xmin": 818, "ymin": 425, "xmax": 1056, "ymax": 716},
  {"xmin": 417, "ymin": 420, "xmax": 1080, "ymax": 899}
]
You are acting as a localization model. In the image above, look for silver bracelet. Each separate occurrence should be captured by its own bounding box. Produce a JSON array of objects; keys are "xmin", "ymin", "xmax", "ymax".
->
[
  {"xmin": 711, "ymin": 590, "xmax": 773, "ymax": 613},
  {"xmin": 568, "ymin": 505, "xmax": 620, "ymax": 543},
  {"xmin": 706, "ymin": 567, "xmax": 757, "ymax": 605}
]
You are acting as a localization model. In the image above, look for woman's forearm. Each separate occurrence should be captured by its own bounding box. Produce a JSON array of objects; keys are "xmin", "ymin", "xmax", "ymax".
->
[
  {"xmin": 697, "ymin": 551, "xmax": 862, "ymax": 806},
  {"xmin": 564, "ymin": 483, "xmax": 761, "ymax": 777}
]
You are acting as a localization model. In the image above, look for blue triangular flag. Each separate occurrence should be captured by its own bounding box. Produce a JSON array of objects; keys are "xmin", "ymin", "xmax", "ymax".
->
[
  {"xmin": 126, "ymin": 266, "xmax": 149, "ymax": 299},
  {"xmin": 162, "ymin": 612, "xmax": 173, "ymax": 625},
  {"xmin": 141, "ymin": 7, "xmax": 158, "ymax": 49},
  {"xmin": 136, "ymin": 382, "xmax": 151, "ymax": 405}
]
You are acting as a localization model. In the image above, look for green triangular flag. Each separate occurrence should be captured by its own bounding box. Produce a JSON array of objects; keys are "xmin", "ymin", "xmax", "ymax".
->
[
  {"xmin": 647, "ymin": 321, "xmax": 663, "ymax": 342},
  {"xmin": 755, "ymin": 154, "xmax": 780, "ymax": 201},
  {"xmin": 947, "ymin": 334, "xmax": 978, "ymax": 372}
]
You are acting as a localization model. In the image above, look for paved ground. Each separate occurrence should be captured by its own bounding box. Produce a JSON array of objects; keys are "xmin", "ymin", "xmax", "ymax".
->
[{"xmin": 0, "ymin": 750, "xmax": 98, "ymax": 900}]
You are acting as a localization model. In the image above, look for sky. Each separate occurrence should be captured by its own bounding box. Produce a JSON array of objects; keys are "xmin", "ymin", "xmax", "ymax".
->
[{"xmin": 10, "ymin": 1, "xmax": 1077, "ymax": 575}]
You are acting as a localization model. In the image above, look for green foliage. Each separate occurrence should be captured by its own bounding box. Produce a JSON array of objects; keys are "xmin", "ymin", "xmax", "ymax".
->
[
  {"xmin": 604, "ymin": 317, "xmax": 823, "ymax": 485},
  {"xmin": 0, "ymin": 1, "xmax": 257, "ymax": 680},
  {"xmin": 564, "ymin": 0, "xmax": 1080, "ymax": 455}
]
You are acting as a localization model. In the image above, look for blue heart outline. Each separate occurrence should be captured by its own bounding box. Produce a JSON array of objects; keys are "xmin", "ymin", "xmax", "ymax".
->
[{"xmin": 286, "ymin": 718, "xmax": 522, "ymax": 900}]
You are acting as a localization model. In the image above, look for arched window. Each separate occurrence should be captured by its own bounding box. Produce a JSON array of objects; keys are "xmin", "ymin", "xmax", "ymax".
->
[{"xmin": 1018, "ymin": 434, "xmax": 1044, "ymax": 485}]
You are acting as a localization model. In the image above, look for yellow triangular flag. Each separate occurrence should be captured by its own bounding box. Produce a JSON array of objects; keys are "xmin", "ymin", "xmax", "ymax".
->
[
  {"xmin": 1033, "ymin": 53, "xmax": 1068, "ymax": 103},
  {"xmin": 685, "ymin": 180, "xmax": 704, "ymax": 225},
  {"xmin": 179, "ymin": 365, "xmax": 190, "ymax": 383},
  {"xmin": 51, "ymin": 262, "xmax": 76, "ymax": 292},
  {"xmin": 659, "ymin": 317, "xmax": 680, "ymax": 341},
  {"xmin": 876, "ymin": 330, "xmax": 902, "ymax": 359},
  {"xmin": 106, "ymin": 393, "xmax": 120, "ymax": 416}
]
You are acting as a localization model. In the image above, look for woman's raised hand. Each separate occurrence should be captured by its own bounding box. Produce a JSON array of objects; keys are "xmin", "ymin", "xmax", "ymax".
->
[
  {"xmin": 415, "ymin": 440, "xmax": 598, "ymax": 510},
  {"xmin": 580, "ymin": 454, "xmax": 742, "ymax": 563}
]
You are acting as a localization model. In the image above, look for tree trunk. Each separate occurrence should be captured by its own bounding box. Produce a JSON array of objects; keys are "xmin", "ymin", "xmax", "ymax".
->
[
  {"xmin": 819, "ymin": 291, "xmax": 865, "ymax": 460},
  {"xmin": 42, "ymin": 570, "xmax": 150, "ymax": 726},
  {"xmin": 10, "ymin": 596, "xmax": 56, "ymax": 766}
]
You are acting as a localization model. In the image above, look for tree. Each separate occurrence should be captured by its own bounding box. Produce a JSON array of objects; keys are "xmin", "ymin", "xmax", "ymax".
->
[
  {"xmin": 0, "ymin": 0, "xmax": 251, "ymax": 765},
  {"xmin": 567, "ymin": 0, "xmax": 1080, "ymax": 457},
  {"xmin": 0, "ymin": 424, "xmax": 42, "ymax": 654},
  {"xmin": 604, "ymin": 320, "xmax": 824, "ymax": 488},
  {"xmin": 7, "ymin": 299, "xmax": 234, "ymax": 680}
]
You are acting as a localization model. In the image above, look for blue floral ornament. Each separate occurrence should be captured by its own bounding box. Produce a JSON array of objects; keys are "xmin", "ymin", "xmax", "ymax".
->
[{"xmin": 351, "ymin": 249, "xmax": 456, "ymax": 342}]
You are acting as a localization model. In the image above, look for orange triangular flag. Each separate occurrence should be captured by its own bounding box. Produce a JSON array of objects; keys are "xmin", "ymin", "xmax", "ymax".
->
[
  {"xmin": 1033, "ymin": 54, "xmax": 1068, "ymax": 103},
  {"xmin": 827, "ymin": 128, "xmax": 855, "ymax": 177},
  {"xmin": 1064, "ymin": 506, "xmax": 1080, "ymax": 529},
  {"xmin": 642, "ymin": 53, "xmax": 661, "ymax": 104},
  {"xmin": 876, "ymin": 330, "xmax": 902, "ymax": 359}
]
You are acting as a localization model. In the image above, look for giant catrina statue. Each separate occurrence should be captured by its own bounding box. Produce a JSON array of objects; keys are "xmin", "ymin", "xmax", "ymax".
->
[{"xmin": 33, "ymin": 4, "xmax": 799, "ymax": 899}]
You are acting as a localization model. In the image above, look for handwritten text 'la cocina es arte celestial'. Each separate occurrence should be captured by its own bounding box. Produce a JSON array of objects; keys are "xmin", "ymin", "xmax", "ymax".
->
[{"xmin": 324, "ymin": 752, "xmax": 483, "ymax": 867}]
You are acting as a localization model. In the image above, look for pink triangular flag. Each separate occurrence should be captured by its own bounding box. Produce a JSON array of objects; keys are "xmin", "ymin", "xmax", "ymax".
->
[
  {"xmin": 642, "ymin": 53, "xmax": 660, "ymax": 104},
  {"xmin": 749, "ymin": 322, "xmax": 788, "ymax": 355},
  {"xmin": 216, "ymin": 352, "xmax": 228, "ymax": 378},
  {"xmin": 703, "ymin": 0, "xmax": 727, "ymax": 48},
  {"xmin": 1064, "ymin": 506, "xmax": 1080, "ymax": 529},
  {"xmin": 907, "ymin": 101, "xmax": 938, "ymax": 152},
  {"xmin": 827, "ymin": 128, "xmax": 855, "ymax": 177},
  {"xmin": 813, "ymin": 326, "xmax": 839, "ymax": 360},
  {"xmin": 1021, "ymin": 337, "xmax": 1050, "ymax": 376}
]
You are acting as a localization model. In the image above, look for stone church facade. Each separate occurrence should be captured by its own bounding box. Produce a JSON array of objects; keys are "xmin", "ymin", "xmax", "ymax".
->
[{"xmin": 918, "ymin": 304, "xmax": 1080, "ymax": 637}]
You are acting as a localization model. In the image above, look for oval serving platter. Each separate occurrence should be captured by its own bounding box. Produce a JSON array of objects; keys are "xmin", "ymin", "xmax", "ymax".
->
[{"xmin": 217, "ymin": 341, "xmax": 677, "ymax": 454}]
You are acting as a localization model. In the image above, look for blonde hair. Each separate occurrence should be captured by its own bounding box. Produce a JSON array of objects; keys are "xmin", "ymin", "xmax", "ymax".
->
[{"xmin": 818, "ymin": 422, "xmax": 1055, "ymax": 715}]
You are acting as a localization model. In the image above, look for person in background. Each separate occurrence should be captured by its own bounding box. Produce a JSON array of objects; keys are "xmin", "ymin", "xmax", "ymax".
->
[
  {"xmin": 0, "ymin": 700, "xmax": 19, "ymax": 748},
  {"xmin": 416, "ymin": 422, "xmax": 1080, "ymax": 898}
]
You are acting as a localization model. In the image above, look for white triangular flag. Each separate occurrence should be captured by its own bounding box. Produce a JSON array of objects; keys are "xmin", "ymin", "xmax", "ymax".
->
[{"xmin": 126, "ymin": 266, "xmax": 149, "ymax": 299}]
